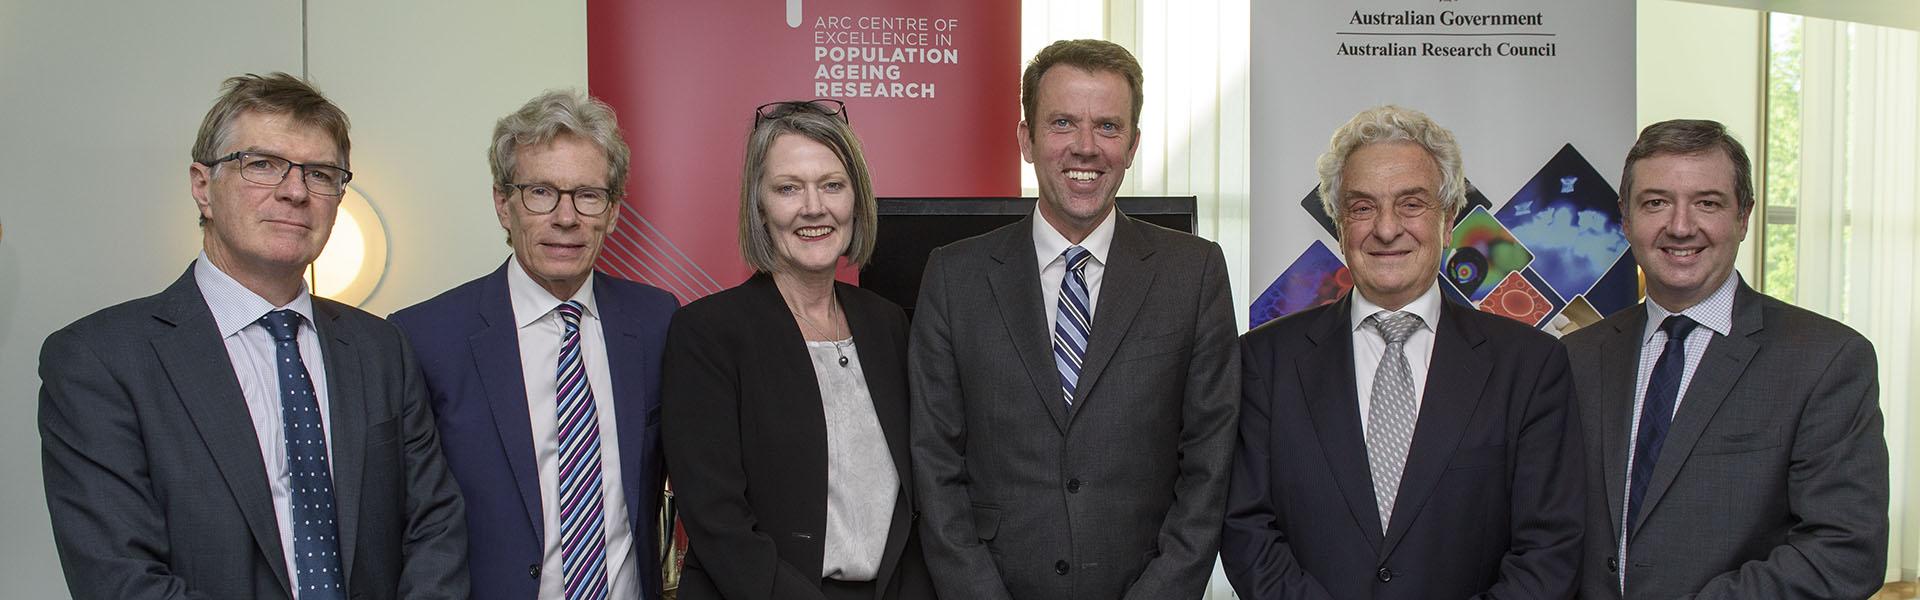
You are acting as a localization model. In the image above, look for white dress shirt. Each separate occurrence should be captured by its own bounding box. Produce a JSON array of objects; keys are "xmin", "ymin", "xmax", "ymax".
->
[
  {"xmin": 194, "ymin": 253, "xmax": 331, "ymax": 595},
  {"xmin": 1617, "ymin": 271, "xmax": 1738, "ymax": 589},
  {"xmin": 507, "ymin": 262, "xmax": 639, "ymax": 600},
  {"xmin": 1349, "ymin": 284, "xmax": 1443, "ymax": 430},
  {"xmin": 1035, "ymin": 206, "xmax": 1118, "ymax": 335}
]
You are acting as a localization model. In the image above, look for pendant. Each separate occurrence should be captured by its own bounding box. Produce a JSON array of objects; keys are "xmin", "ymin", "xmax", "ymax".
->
[{"xmin": 838, "ymin": 355, "xmax": 849, "ymax": 367}]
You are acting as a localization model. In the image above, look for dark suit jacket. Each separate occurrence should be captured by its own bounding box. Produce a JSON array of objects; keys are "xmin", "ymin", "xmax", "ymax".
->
[
  {"xmin": 1565, "ymin": 281, "xmax": 1887, "ymax": 599},
  {"xmin": 390, "ymin": 263, "xmax": 677, "ymax": 600},
  {"xmin": 39, "ymin": 266, "xmax": 468, "ymax": 600},
  {"xmin": 909, "ymin": 213, "xmax": 1240, "ymax": 600},
  {"xmin": 661, "ymin": 273, "xmax": 933, "ymax": 600},
  {"xmin": 1221, "ymin": 292, "xmax": 1583, "ymax": 599}
]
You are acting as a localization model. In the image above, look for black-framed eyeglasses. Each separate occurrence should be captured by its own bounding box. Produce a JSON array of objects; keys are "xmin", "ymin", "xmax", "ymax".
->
[
  {"xmin": 200, "ymin": 151, "xmax": 353, "ymax": 197},
  {"xmin": 501, "ymin": 183, "xmax": 617, "ymax": 216},
  {"xmin": 754, "ymin": 99, "xmax": 849, "ymax": 125}
]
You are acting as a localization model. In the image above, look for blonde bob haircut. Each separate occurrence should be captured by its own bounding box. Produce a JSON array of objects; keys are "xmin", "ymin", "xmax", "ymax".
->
[
  {"xmin": 737, "ymin": 105, "xmax": 877, "ymax": 273},
  {"xmin": 1315, "ymin": 105, "xmax": 1467, "ymax": 229}
]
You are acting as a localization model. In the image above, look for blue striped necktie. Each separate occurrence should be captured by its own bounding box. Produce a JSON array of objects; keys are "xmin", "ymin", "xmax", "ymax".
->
[
  {"xmin": 258, "ymin": 310, "xmax": 345, "ymax": 600},
  {"xmin": 1053, "ymin": 246, "xmax": 1093, "ymax": 411},
  {"xmin": 554, "ymin": 301, "xmax": 609, "ymax": 600}
]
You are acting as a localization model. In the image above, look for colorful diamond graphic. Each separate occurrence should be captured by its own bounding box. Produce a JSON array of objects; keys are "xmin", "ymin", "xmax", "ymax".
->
[
  {"xmin": 1448, "ymin": 205, "xmax": 1534, "ymax": 303},
  {"xmin": 1478, "ymin": 268, "xmax": 1564, "ymax": 328},
  {"xmin": 1251, "ymin": 240, "xmax": 1352, "ymax": 328}
]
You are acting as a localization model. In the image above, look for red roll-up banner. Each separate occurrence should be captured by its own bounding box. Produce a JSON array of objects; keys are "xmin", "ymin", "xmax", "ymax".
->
[{"xmin": 587, "ymin": 0, "xmax": 1021, "ymax": 302}]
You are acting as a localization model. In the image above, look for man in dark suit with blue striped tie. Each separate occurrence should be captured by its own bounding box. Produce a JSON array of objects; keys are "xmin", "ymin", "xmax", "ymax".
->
[
  {"xmin": 39, "ymin": 72, "xmax": 469, "ymax": 600},
  {"xmin": 391, "ymin": 89, "xmax": 678, "ymax": 600}
]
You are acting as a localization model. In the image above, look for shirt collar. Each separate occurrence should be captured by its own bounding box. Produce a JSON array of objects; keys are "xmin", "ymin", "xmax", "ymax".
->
[
  {"xmin": 1642, "ymin": 270, "xmax": 1740, "ymax": 344},
  {"xmin": 1349, "ymin": 281, "xmax": 1443, "ymax": 334},
  {"xmin": 506, "ymin": 257, "xmax": 598, "ymax": 329},
  {"xmin": 1032, "ymin": 203, "xmax": 1118, "ymax": 270},
  {"xmin": 194, "ymin": 251, "xmax": 316, "ymax": 338}
]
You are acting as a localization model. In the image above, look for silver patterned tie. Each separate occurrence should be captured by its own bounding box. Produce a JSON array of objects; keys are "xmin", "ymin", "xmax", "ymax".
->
[{"xmin": 1364, "ymin": 310, "xmax": 1423, "ymax": 534}]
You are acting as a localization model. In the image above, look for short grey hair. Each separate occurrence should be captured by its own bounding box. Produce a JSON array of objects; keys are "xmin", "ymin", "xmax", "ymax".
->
[
  {"xmin": 1315, "ymin": 105, "xmax": 1466, "ymax": 227},
  {"xmin": 737, "ymin": 106, "xmax": 877, "ymax": 273},
  {"xmin": 489, "ymin": 90, "xmax": 631, "ymax": 195}
]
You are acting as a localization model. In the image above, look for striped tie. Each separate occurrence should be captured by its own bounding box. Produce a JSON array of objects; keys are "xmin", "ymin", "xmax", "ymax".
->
[
  {"xmin": 554, "ymin": 302, "xmax": 609, "ymax": 600},
  {"xmin": 1053, "ymin": 246, "xmax": 1093, "ymax": 410}
]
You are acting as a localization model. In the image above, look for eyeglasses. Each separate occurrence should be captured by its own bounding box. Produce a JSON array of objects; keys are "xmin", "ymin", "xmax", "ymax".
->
[
  {"xmin": 200, "ymin": 151, "xmax": 353, "ymax": 197},
  {"xmin": 502, "ymin": 183, "xmax": 617, "ymax": 216},
  {"xmin": 1342, "ymin": 198, "xmax": 1438, "ymax": 222},
  {"xmin": 754, "ymin": 99, "xmax": 849, "ymax": 125}
]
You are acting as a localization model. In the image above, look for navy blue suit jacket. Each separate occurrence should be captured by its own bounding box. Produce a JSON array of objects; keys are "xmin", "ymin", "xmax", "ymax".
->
[{"xmin": 391, "ymin": 262, "xmax": 678, "ymax": 599}]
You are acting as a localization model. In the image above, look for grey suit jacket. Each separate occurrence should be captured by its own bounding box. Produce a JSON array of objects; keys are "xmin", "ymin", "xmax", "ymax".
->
[
  {"xmin": 909, "ymin": 212, "xmax": 1240, "ymax": 600},
  {"xmin": 1564, "ymin": 281, "xmax": 1887, "ymax": 599},
  {"xmin": 40, "ymin": 266, "xmax": 469, "ymax": 600}
]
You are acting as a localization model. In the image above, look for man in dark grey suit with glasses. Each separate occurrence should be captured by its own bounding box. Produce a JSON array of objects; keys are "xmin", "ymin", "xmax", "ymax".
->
[{"xmin": 39, "ymin": 73, "xmax": 467, "ymax": 600}]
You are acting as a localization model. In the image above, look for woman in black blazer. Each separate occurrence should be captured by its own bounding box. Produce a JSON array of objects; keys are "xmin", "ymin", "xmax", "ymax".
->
[{"xmin": 662, "ymin": 100, "xmax": 934, "ymax": 600}]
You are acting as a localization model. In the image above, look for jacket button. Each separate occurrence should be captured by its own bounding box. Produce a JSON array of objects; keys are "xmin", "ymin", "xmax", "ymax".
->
[
  {"xmin": 1607, "ymin": 557, "xmax": 1618, "ymax": 573},
  {"xmin": 529, "ymin": 563, "xmax": 541, "ymax": 579},
  {"xmin": 1055, "ymin": 560, "xmax": 1070, "ymax": 575},
  {"xmin": 1376, "ymin": 567, "xmax": 1393, "ymax": 582},
  {"xmin": 1067, "ymin": 478, "xmax": 1082, "ymax": 493}
]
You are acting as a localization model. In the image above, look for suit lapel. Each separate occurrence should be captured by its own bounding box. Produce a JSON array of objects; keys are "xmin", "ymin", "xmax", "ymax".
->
[
  {"xmin": 1069, "ymin": 215, "xmax": 1155, "ymax": 417},
  {"xmin": 1630, "ymin": 285, "xmax": 1762, "ymax": 535},
  {"xmin": 1381, "ymin": 300, "xmax": 1490, "ymax": 557},
  {"xmin": 152, "ymin": 271, "xmax": 292, "ymax": 592},
  {"xmin": 470, "ymin": 265, "xmax": 545, "ymax": 539},
  {"xmin": 313, "ymin": 299, "xmax": 367, "ymax": 585},
  {"xmin": 985, "ymin": 216, "xmax": 1070, "ymax": 433},
  {"xmin": 1299, "ymin": 295, "xmax": 1388, "ymax": 551},
  {"xmin": 1598, "ymin": 308, "xmax": 1646, "ymax": 543},
  {"xmin": 597, "ymin": 274, "xmax": 657, "ymax": 532}
]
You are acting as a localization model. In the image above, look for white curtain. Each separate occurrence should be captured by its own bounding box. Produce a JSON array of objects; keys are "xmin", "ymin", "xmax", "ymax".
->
[
  {"xmin": 1021, "ymin": 0, "xmax": 1255, "ymax": 332},
  {"xmin": 1792, "ymin": 16, "xmax": 1919, "ymax": 584}
]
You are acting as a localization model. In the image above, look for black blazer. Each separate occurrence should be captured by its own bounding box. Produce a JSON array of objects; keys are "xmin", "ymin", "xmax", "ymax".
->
[
  {"xmin": 1221, "ymin": 292, "xmax": 1583, "ymax": 599},
  {"xmin": 662, "ymin": 273, "xmax": 933, "ymax": 600},
  {"xmin": 39, "ymin": 266, "xmax": 469, "ymax": 600}
]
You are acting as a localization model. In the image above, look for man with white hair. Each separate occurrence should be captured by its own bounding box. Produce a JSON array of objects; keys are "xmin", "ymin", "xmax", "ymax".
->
[{"xmin": 1220, "ymin": 105, "xmax": 1583, "ymax": 599}]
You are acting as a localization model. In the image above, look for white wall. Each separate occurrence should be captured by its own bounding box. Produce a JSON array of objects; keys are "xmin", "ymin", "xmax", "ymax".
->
[
  {"xmin": 0, "ymin": 2, "xmax": 585, "ymax": 596},
  {"xmin": 1637, "ymin": 0, "xmax": 1765, "ymax": 276}
]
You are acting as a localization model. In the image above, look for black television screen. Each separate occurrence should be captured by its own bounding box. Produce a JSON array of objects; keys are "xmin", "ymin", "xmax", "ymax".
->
[{"xmin": 862, "ymin": 196, "xmax": 1197, "ymax": 318}]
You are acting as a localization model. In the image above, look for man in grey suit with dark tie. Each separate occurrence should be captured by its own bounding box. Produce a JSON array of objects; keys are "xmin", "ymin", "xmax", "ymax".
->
[
  {"xmin": 38, "ymin": 73, "xmax": 467, "ymax": 600},
  {"xmin": 909, "ymin": 39, "xmax": 1239, "ymax": 600},
  {"xmin": 1565, "ymin": 119, "xmax": 1888, "ymax": 598}
]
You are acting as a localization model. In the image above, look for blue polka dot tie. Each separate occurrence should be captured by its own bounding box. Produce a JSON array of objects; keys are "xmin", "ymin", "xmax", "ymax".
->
[{"xmin": 258, "ymin": 310, "xmax": 345, "ymax": 600}]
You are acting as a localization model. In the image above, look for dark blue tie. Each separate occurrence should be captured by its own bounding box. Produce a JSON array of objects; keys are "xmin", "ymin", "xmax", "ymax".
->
[
  {"xmin": 1627, "ymin": 314, "xmax": 1700, "ymax": 534},
  {"xmin": 259, "ymin": 310, "xmax": 346, "ymax": 600}
]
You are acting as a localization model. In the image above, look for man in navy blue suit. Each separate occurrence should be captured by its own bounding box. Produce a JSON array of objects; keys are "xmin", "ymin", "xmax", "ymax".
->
[{"xmin": 392, "ymin": 90, "xmax": 678, "ymax": 600}]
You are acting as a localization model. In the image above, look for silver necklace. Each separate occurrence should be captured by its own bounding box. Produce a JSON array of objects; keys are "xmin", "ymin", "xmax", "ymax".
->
[{"xmin": 789, "ymin": 293, "xmax": 852, "ymax": 367}]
